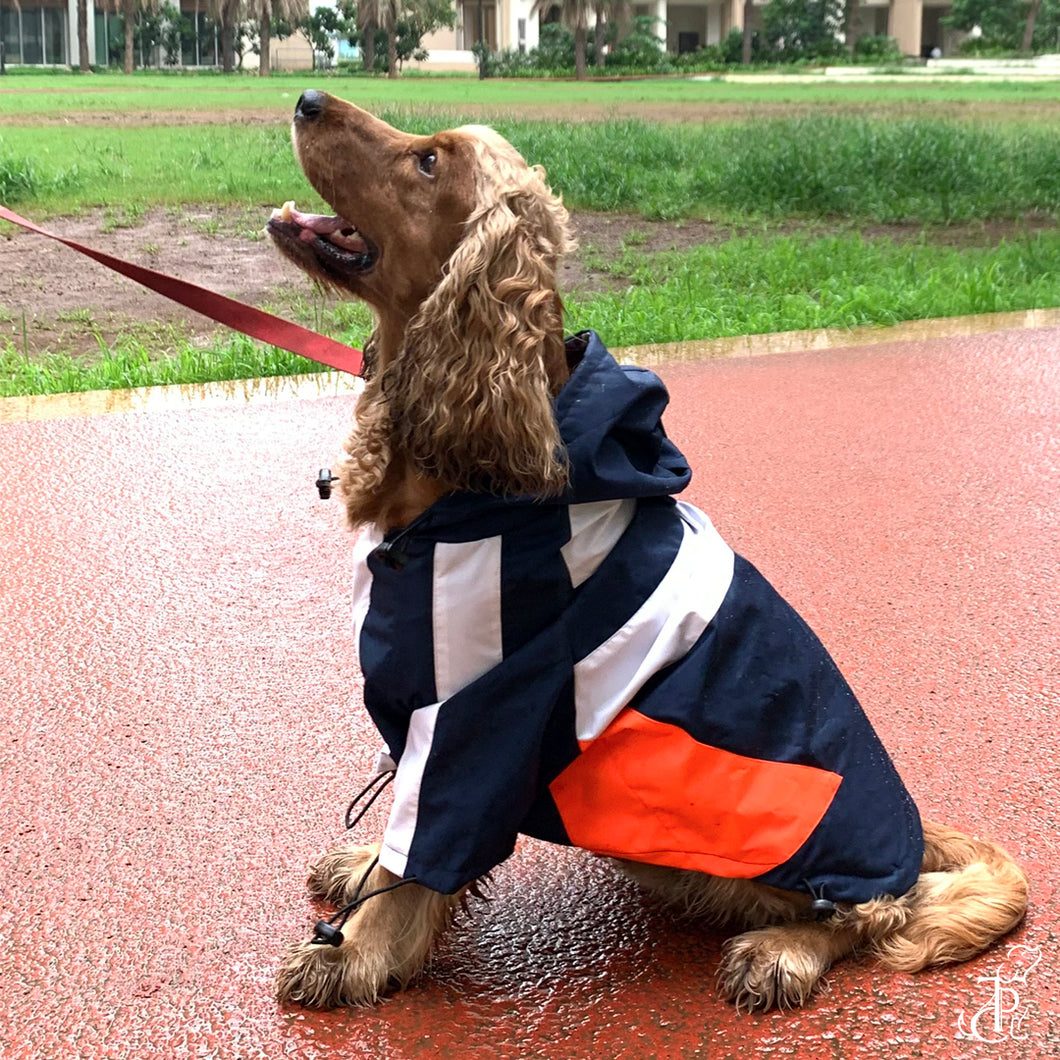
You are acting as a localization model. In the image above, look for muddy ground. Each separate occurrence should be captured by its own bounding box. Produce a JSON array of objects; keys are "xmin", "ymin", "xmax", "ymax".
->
[
  {"xmin": 1, "ymin": 205, "xmax": 1054, "ymax": 358},
  {"xmin": 6, "ymin": 96, "xmax": 1060, "ymax": 128}
]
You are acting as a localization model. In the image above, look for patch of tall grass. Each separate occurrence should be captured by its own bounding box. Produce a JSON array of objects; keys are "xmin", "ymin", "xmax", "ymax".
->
[
  {"xmin": 0, "ymin": 332, "xmax": 322, "ymax": 397},
  {"xmin": 566, "ymin": 229, "xmax": 1060, "ymax": 343},
  {"xmin": 4, "ymin": 116, "xmax": 1060, "ymax": 224},
  {"xmin": 5, "ymin": 229, "xmax": 1060, "ymax": 396},
  {"xmin": 0, "ymin": 151, "xmax": 82, "ymax": 204}
]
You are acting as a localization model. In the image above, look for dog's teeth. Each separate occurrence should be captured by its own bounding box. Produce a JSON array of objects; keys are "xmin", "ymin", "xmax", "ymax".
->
[
  {"xmin": 327, "ymin": 228, "xmax": 369, "ymax": 253},
  {"xmin": 277, "ymin": 200, "xmax": 296, "ymax": 222}
]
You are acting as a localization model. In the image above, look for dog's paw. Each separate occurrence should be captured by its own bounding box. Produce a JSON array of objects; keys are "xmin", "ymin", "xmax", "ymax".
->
[
  {"xmin": 274, "ymin": 934, "xmax": 395, "ymax": 1009},
  {"xmin": 717, "ymin": 926, "xmax": 829, "ymax": 1012},
  {"xmin": 306, "ymin": 842, "xmax": 382, "ymax": 905}
]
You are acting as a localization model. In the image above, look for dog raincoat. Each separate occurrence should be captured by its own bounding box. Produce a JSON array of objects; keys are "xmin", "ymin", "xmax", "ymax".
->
[{"xmin": 352, "ymin": 331, "xmax": 924, "ymax": 904}]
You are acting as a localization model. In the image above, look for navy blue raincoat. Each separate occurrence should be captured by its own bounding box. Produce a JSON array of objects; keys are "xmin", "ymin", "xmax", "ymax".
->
[{"xmin": 351, "ymin": 331, "xmax": 924, "ymax": 903}]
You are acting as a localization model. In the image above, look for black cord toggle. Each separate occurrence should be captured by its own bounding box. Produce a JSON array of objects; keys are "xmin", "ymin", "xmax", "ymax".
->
[
  {"xmin": 803, "ymin": 879, "xmax": 838, "ymax": 921},
  {"xmin": 311, "ymin": 920, "xmax": 345, "ymax": 947},
  {"xmin": 370, "ymin": 540, "xmax": 409, "ymax": 571},
  {"xmin": 315, "ymin": 468, "xmax": 336, "ymax": 500},
  {"xmin": 309, "ymin": 854, "xmax": 420, "ymax": 947},
  {"xmin": 810, "ymin": 897, "xmax": 838, "ymax": 921}
]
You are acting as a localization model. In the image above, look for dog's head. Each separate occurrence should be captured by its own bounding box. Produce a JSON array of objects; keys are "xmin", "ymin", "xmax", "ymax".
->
[
  {"xmin": 268, "ymin": 92, "xmax": 571, "ymax": 354},
  {"xmin": 269, "ymin": 93, "xmax": 574, "ymax": 506}
]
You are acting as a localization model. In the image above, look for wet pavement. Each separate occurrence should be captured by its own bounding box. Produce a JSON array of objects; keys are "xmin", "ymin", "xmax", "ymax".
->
[{"xmin": 1, "ymin": 323, "xmax": 1058, "ymax": 1059}]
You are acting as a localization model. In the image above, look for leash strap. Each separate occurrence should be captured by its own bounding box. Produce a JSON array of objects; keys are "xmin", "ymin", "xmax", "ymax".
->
[{"xmin": 0, "ymin": 204, "xmax": 365, "ymax": 377}]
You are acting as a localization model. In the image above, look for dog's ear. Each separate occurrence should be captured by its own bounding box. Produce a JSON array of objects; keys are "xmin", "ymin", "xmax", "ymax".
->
[{"xmin": 380, "ymin": 161, "xmax": 573, "ymax": 498}]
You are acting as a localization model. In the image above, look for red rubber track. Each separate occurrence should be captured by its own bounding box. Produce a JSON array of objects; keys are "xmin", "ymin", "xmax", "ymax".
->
[{"xmin": 1, "ymin": 326, "xmax": 1057, "ymax": 1059}]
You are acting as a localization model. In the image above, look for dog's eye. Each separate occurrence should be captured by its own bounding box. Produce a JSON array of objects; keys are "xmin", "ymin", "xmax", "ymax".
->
[{"xmin": 417, "ymin": 151, "xmax": 437, "ymax": 177}]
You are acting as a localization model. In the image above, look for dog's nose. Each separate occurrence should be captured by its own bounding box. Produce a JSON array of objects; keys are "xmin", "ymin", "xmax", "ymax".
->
[{"xmin": 294, "ymin": 90, "xmax": 326, "ymax": 122}]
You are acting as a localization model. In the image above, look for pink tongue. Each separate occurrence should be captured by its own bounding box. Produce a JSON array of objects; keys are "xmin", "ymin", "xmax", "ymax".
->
[{"xmin": 289, "ymin": 207, "xmax": 349, "ymax": 235}]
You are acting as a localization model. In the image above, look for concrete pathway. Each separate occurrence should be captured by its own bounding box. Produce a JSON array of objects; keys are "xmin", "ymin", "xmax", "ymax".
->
[{"xmin": 1, "ymin": 324, "xmax": 1057, "ymax": 1059}]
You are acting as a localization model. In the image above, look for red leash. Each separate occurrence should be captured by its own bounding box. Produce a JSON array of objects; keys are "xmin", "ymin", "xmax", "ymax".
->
[{"xmin": 0, "ymin": 205, "xmax": 365, "ymax": 377}]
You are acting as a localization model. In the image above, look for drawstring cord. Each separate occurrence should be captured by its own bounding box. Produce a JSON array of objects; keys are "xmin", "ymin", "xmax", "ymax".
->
[
  {"xmin": 344, "ymin": 768, "xmax": 395, "ymax": 830},
  {"xmin": 311, "ymin": 766, "xmax": 420, "ymax": 947}
]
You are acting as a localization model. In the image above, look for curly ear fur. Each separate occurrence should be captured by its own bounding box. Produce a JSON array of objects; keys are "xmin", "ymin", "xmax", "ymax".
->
[{"xmin": 374, "ymin": 129, "xmax": 573, "ymax": 499}]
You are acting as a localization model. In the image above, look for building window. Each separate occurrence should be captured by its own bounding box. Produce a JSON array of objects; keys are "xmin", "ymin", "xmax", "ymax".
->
[
  {"xmin": 461, "ymin": 0, "xmax": 497, "ymax": 49},
  {"xmin": 43, "ymin": 4, "xmax": 66, "ymax": 63}
]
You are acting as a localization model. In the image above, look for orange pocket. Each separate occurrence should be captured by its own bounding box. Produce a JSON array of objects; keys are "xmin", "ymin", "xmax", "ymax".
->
[{"xmin": 550, "ymin": 710, "xmax": 841, "ymax": 877}]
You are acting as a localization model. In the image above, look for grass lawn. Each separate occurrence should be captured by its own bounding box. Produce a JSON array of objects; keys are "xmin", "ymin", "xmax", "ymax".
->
[
  {"xmin": 2, "ymin": 70, "xmax": 1060, "ymax": 395},
  {"xmin": 3, "ymin": 69, "xmax": 1060, "ymax": 117}
]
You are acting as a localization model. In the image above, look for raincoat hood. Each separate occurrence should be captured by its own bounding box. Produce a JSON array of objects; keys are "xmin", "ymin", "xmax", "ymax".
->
[{"xmin": 556, "ymin": 330, "xmax": 692, "ymax": 503}]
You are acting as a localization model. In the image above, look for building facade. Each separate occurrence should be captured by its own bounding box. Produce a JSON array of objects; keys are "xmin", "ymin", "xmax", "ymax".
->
[
  {"xmin": 0, "ymin": 0, "xmax": 959, "ymax": 70},
  {"xmin": 0, "ymin": 0, "xmax": 312, "ymax": 69}
]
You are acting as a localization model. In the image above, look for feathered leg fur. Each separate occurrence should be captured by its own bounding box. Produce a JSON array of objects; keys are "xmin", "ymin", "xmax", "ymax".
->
[
  {"xmin": 619, "ymin": 819, "xmax": 1028, "ymax": 1011},
  {"xmin": 275, "ymin": 843, "xmax": 465, "ymax": 1008}
]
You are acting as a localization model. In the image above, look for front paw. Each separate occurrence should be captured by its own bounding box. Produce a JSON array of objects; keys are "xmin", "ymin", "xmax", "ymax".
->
[
  {"xmin": 717, "ymin": 926, "xmax": 828, "ymax": 1012},
  {"xmin": 306, "ymin": 842, "xmax": 382, "ymax": 905},
  {"xmin": 274, "ymin": 931, "xmax": 395, "ymax": 1009}
]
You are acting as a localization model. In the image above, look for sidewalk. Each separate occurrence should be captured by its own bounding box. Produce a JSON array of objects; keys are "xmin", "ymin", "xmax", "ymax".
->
[{"xmin": 1, "ymin": 325, "xmax": 1057, "ymax": 1059}]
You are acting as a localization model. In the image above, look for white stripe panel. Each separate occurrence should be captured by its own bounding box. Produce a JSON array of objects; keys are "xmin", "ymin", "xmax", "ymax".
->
[
  {"xmin": 432, "ymin": 537, "xmax": 505, "ymax": 700},
  {"xmin": 379, "ymin": 702, "xmax": 441, "ymax": 877},
  {"xmin": 351, "ymin": 526, "xmax": 383, "ymax": 647},
  {"xmin": 381, "ymin": 536, "xmax": 504, "ymax": 877},
  {"xmin": 561, "ymin": 499, "xmax": 637, "ymax": 588},
  {"xmin": 573, "ymin": 501, "xmax": 735, "ymax": 743}
]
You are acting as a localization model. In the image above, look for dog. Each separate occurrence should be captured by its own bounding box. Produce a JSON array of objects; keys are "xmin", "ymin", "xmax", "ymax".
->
[{"xmin": 266, "ymin": 90, "xmax": 1028, "ymax": 1012}]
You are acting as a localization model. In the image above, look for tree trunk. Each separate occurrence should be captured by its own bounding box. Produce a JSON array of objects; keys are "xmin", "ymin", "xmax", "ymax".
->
[
  {"xmin": 221, "ymin": 18, "xmax": 236, "ymax": 71},
  {"xmin": 741, "ymin": 0, "xmax": 753, "ymax": 64},
  {"xmin": 259, "ymin": 14, "xmax": 271, "ymax": 74},
  {"xmin": 387, "ymin": 27, "xmax": 397, "ymax": 76},
  {"xmin": 594, "ymin": 3, "xmax": 604, "ymax": 68},
  {"xmin": 363, "ymin": 20, "xmax": 376, "ymax": 70},
  {"xmin": 845, "ymin": 0, "xmax": 858, "ymax": 56},
  {"xmin": 78, "ymin": 0, "xmax": 91, "ymax": 70},
  {"xmin": 1021, "ymin": 0, "xmax": 1043, "ymax": 53},
  {"xmin": 124, "ymin": 0, "xmax": 135, "ymax": 73},
  {"xmin": 574, "ymin": 23, "xmax": 587, "ymax": 80}
]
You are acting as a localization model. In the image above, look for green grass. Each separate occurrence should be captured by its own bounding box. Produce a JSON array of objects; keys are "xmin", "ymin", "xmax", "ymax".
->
[
  {"xmin": 3, "ymin": 72, "xmax": 1060, "ymax": 397},
  {"xmin": 0, "ymin": 331, "xmax": 324, "ymax": 395},
  {"xmin": 4, "ymin": 69, "xmax": 1060, "ymax": 118},
  {"xmin": 4, "ymin": 115, "xmax": 1060, "ymax": 223},
  {"xmin": 567, "ymin": 229, "xmax": 1060, "ymax": 344},
  {"xmin": 5, "ymin": 229, "xmax": 1059, "ymax": 396}
]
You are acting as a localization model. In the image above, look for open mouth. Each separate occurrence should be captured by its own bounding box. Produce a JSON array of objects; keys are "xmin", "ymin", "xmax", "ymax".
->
[{"xmin": 266, "ymin": 201, "xmax": 377, "ymax": 282}]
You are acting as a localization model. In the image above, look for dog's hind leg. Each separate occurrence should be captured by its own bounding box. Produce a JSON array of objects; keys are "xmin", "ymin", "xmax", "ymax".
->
[
  {"xmin": 717, "ymin": 820, "xmax": 1028, "ymax": 1011},
  {"xmin": 869, "ymin": 819, "xmax": 1028, "ymax": 972},
  {"xmin": 276, "ymin": 857, "xmax": 464, "ymax": 1008},
  {"xmin": 617, "ymin": 860, "xmax": 849, "ymax": 1010}
]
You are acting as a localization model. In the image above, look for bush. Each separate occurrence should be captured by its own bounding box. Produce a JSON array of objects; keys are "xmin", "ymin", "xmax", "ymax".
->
[
  {"xmin": 760, "ymin": 0, "xmax": 846, "ymax": 61},
  {"xmin": 853, "ymin": 34, "xmax": 902, "ymax": 61},
  {"xmin": 606, "ymin": 15, "xmax": 667, "ymax": 70},
  {"xmin": 534, "ymin": 21, "xmax": 576, "ymax": 69}
]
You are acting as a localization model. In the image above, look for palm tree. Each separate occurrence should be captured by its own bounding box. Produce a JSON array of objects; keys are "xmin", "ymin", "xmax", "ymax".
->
[
  {"xmin": 533, "ymin": 0, "xmax": 591, "ymax": 80},
  {"xmin": 741, "ymin": 0, "xmax": 753, "ymax": 63},
  {"xmin": 592, "ymin": 0, "xmax": 627, "ymax": 68},
  {"xmin": 208, "ymin": 0, "xmax": 244, "ymax": 71},
  {"xmin": 357, "ymin": 0, "xmax": 380, "ymax": 70},
  {"xmin": 1021, "ymin": 0, "xmax": 1044, "ymax": 52},
  {"xmin": 112, "ymin": 0, "xmax": 148, "ymax": 74},
  {"xmin": 78, "ymin": 0, "xmax": 91, "ymax": 70},
  {"xmin": 383, "ymin": 0, "xmax": 400, "ymax": 76},
  {"xmin": 255, "ymin": 0, "xmax": 307, "ymax": 75},
  {"xmin": 845, "ymin": 0, "xmax": 858, "ymax": 57}
]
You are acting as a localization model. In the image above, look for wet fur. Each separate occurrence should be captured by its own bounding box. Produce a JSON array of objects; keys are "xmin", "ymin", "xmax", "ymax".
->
[{"xmin": 270, "ymin": 94, "xmax": 1028, "ymax": 1011}]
